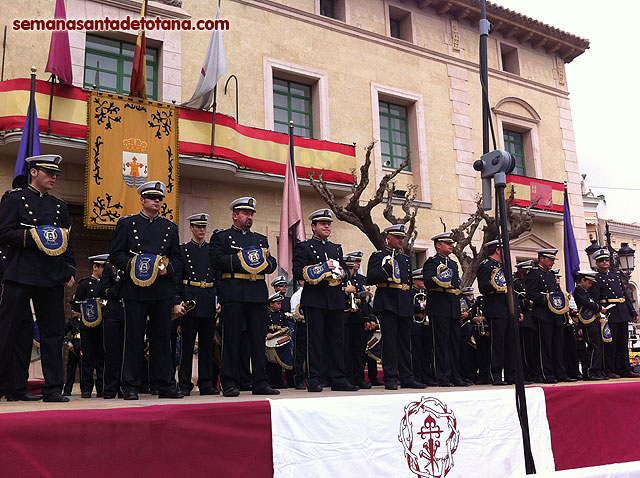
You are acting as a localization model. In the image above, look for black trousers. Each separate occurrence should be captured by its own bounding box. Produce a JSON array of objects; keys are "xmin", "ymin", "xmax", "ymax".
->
[
  {"xmin": 431, "ymin": 315, "xmax": 462, "ymax": 384},
  {"xmin": 293, "ymin": 320, "xmax": 307, "ymax": 386},
  {"xmin": 63, "ymin": 348, "xmax": 80, "ymax": 394},
  {"xmin": 0, "ymin": 310, "xmax": 33, "ymax": 396},
  {"xmin": 103, "ymin": 308, "xmax": 125, "ymax": 396},
  {"xmin": 538, "ymin": 321, "xmax": 566, "ymax": 381},
  {"xmin": 520, "ymin": 325, "xmax": 541, "ymax": 380},
  {"xmin": 411, "ymin": 323, "xmax": 434, "ymax": 384},
  {"xmin": 564, "ymin": 327, "xmax": 580, "ymax": 379},
  {"xmin": 178, "ymin": 314, "xmax": 215, "ymax": 392},
  {"xmin": 582, "ymin": 323, "xmax": 604, "ymax": 377},
  {"xmin": 344, "ymin": 318, "xmax": 365, "ymax": 385},
  {"xmin": 604, "ymin": 321, "xmax": 632, "ymax": 376},
  {"xmin": 0, "ymin": 282, "xmax": 65, "ymax": 396},
  {"xmin": 220, "ymin": 301, "xmax": 268, "ymax": 392},
  {"xmin": 80, "ymin": 325, "xmax": 104, "ymax": 395},
  {"xmin": 305, "ymin": 306, "xmax": 347, "ymax": 388},
  {"xmin": 489, "ymin": 317, "xmax": 516, "ymax": 383},
  {"xmin": 122, "ymin": 299, "xmax": 174, "ymax": 394},
  {"xmin": 379, "ymin": 311, "xmax": 414, "ymax": 385}
]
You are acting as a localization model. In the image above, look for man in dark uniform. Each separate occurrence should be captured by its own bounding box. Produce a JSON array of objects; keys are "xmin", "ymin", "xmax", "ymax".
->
[
  {"xmin": 293, "ymin": 208, "xmax": 357, "ymax": 393},
  {"xmin": 265, "ymin": 292, "xmax": 289, "ymax": 388},
  {"xmin": 343, "ymin": 252, "xmax": 374, "ymax": 390},
  {"xmin": 99, "ymin": 258, "xmax": 126, "ymax": 399},
  {"xmin": 514, "ymin": 260, "xmax": 541, "ymax": 382},
  {"xmin": 525, "ymin": 248, "xmax": 575, "ymax": 384},
  {"xmin": 423, "ymin": 232, "xmax": 468, "ymax": 387},
  {"xmin": 590, "ymin": 248, "xmax": 640, "ymax": 379},
  {"xmin": 0, "ymin": 154, "xmax": 76, "ymax": 402},
  {"xmin": 477, "ymin": 240, "xmax": 522, "ymax": 385},
  {"xmin": 177, "ymin": 213, "xmax": 218, "ymax": 396},
  {"xmin": 72, "ymin": 254, "xmax": 108, "ymax": 398},
  {"xmin": 272, "ymin": 275, "xmax": 291, "ymax": 315},
  {"xmin": 109, "ymin": 180, "xmax": 184, "ymax": 400},
  {"xmin": 458, "ymin": 287, "xmax": 478, "ymax": 383},
  {"xmin": 210, "ymin": 197, "xmax": 279, "ymax": 397},
  {"xmin": 62, "ymin": 314, "xmax": 82, "ymax": 396},
  {"xmin": 410, "ymin": 269, "xmax": 436, "ymax": 386},
  {"xmin": 573, "ymin": 269, "xmax": 606, "ymax": 380},
  {"xmin": 367, "ymin": 224, "xmax": 425, "ymax": 391}
]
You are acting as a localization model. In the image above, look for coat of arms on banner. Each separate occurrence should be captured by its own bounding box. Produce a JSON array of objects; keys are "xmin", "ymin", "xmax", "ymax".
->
[
  {"xmin": 398, "ymin": 396, "xmax": 460, "ymax": 478},
  {"xmin": 122, "ymin": 138, "xmax": 149, "ymax": 188}
]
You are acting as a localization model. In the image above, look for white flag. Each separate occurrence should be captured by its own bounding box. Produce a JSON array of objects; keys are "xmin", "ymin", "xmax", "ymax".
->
[{"xmin": 182, "ymin": 8, "xmax": 228, "ymax": 110}]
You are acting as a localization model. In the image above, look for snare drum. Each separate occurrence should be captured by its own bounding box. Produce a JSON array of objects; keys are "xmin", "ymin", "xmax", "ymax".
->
[
  {"xmin": 265, "ymin": 335, "xmax": 293, "ymax": 370},
  {"xmin": 365, "ymin": 330, "xmax": 382, "ymax": 364}
]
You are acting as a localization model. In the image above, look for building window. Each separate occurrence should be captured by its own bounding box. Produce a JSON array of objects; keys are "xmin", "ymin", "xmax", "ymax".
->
[
  {"xmin": 500, "ymin": 43, "xmax": 520, "ymax": 75},
  {"xmin": 273, "ymin": 78, "xmax": 313, "ymax": 138},
  {"xmin": 84, "ymin": 34, "xmax": 158, "ymax": 100},
  {"xmin": 320, "ymin": 0, "xmax": 335, "ymax": 18},
  {"xmin": 388, "ymin": 6, "xmax": 413, "ymax": 42},
  {"xmin": 503, "ymin": 129, "xmax": 526, "ymax": 176},
  {"xmin": 317, "ymin": 0, "xmax": 346, "ymax": 21},
  {"xmin": 379, "ymin": 101, "xmax": 410, "ymax": 171}
]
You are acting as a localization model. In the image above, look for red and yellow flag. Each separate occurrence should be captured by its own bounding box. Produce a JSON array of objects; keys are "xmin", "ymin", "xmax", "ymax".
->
[{"xmin": 130, "ymin": 0, "xmax": 148, "ymax": 98}]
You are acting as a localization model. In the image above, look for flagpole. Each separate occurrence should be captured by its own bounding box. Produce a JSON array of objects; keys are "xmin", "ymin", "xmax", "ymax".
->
[
  {"xmin": 210, "ymin": 85, "xmax": 217, "ymax": 158},
  {"xmin": 47, "ymin": 74, "xmax": 56, "ymax": 134},
  {"xmin": 288, "ymin": 121, "xmax": 299, "ymax": 292},
  {"xmin": 27, "ymin": 67, "xmax": 37, "ymax": 158},
  {"xmin": 1, "ymin": 25, "xmax": 6, "ymax": 82}
]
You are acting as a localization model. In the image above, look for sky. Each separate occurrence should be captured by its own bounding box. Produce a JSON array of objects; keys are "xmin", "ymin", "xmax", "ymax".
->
[{"xmin": 495, "ymin": 0, "xmax": 639, "ymax": 224}]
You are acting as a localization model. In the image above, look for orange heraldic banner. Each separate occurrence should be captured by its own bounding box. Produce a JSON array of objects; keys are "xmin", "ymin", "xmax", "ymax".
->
[{"xmin": 85, "ymin": 91, "xmax": 179, "ymax": 228}]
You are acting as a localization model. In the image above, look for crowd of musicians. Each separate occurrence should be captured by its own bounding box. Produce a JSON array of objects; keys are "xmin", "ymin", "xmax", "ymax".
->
[{"xmin": 0, "ymin": 154, "xmax": 637, "ymax": 402}]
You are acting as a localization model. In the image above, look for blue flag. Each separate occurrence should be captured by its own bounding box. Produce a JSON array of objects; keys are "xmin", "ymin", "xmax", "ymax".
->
[
  {"xmin": 563, "ymin": 189, "xmax": 580, "ymax": 293},
  {"xmin": 13, "ymin": 100, "xmax": 41, "ymax": 189}
]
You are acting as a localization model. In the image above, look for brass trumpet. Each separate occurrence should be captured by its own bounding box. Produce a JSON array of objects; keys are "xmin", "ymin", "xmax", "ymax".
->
[
  {"xmin": 345, "ymin": 280, "xmax": 359, "ymax": 313},
  {"xmin": 172, "ymin": 300, "xmax": 196, "ymax": 320},
  {"xmin": 413, "ymin": 289, "xmax": 427, "ymax": 324}
]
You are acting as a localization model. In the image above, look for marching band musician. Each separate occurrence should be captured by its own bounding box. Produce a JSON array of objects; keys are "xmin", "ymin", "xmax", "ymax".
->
[
  {"xmin": 99, "ymin": 257, "xmax": 126, "ymax": 399},
  {"xmin": 367, "ymin": 224, "xmax": 425, "ymax": 390},
  {"xmin": 343, "ymin": 251, "xmax": 375, "ymax": 390},
  {"xmin": 514, "ymin": 260, "xmax": 541, "ymax": 383},
  {"xmin": 210, "ymin": 197, "xmax": 279, "ymax": 397},
  {"xmin": 423, "ymin": 232, "xmax": 468, "ymax": 387},
  {"xmin": 109, "ymin": 181, "xmax": 184, "ymax": 400},
  {"xmin": 590, "ymin": 248, "xmax": 640, "ymax": 379},
  {"xmin": 265, "ymin": 293, "xmax": 289, "ymax": 388},
  {"xmin": 410, "ymin": 269, "xmax": 436, "ymax": 386},
  {"xmin": 177, "ymin": 213, "xmax": 219, "ymax": 396},
  {"xmin": 477, "ymin": 240, "xmax": 522, "ymax": 386},
  {"xmin": 271, "ymin": 275, "xmax": 291, "ymax": 315},
  {"xmin": 72, "ymin": 254, "xmax": 108, "ymax": 398},
  {"xmin": 62, "ymin": 313, "xmax": 82, "ymax": 397},
  {"xmin": 293, "ymin": 209, "xmax": 357, "ymax": 392},
  {"xmin": 458, "ymin": 287, "xmax": 479, "ymax": 384},
  {"xmin": 525, "ymin": 248, "xmax": 574, "ymax": 384},
  {"xmin": 0, "ymin": 154, "xmax": 76, "ymax": 403}
]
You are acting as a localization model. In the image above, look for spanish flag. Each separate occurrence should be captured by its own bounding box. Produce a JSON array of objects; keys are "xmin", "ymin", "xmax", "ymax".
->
[{"xmin": 130, "ymin": 0, "xmax": 148, "ymax": 98}]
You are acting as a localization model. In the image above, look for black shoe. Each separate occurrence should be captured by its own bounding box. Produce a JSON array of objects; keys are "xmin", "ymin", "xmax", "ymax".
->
[
  {"xmin": 6, "ymin": 392, "xmax": 43, "ymax": 402},
  {"xmin": 222, "ymin": 387, "xmax": 240, "ymax": 397},
  {"xmin": 425, "ymin": 380, "xmax": 439, "ymax": 387},
  {"xmin": 139, "ymin": 388, "xmax": 151, "ymax": 394},
  {"xmin": 464, "ymin": 379, "xmax": 475, "ymax": 386},
  {"xmin": 452, "ymin": 380, "xmax": 470, "ymax": 387},
  {"xmin": 331, "ymin": 382, "xmax": 359, "ymax": 392},
  {"xmin": 558, "ymin": 375, "xmax": 577, "ymax": 383},
  {"xmin": 369, "ymin": 379, "xmax": 382, "ymax": 386},
  {"xmin": 295, "ymin": 383, "xmax": 307, "ymax": 390},
  {"xmin": 199, "ymin": 387, "xmax": 219, "ymax": 396},
  {"xmin": 576, "ymin": 374, "xmax": 583, "ymax": 381},
  {"xmin": 123, "ymin": 391, "xmax": 139, "ymax": 400},
  {"xmin": 438, "ymin": 382, "xmax": 454, "ymax": 387},
  {"xmin": 253, "ymin": 386, "xmax": 280, "ymax": 395},
  {"xmin": 158, "ymin": 389, "xmax": 184, "ymax": 399},
  {"xmin": 81, "ymin": 391, "xmax": 92, "ymax": 398},
  {"xmin": 179, "ymin": 390, "xmax": 191, "ymax": 397},
  {"xmin": 151, "ymin": 389, "xmax": 159, "ymax": 396},
  {"xmin": 475, "ymin": 379, "xmax": 490, "ymax": 385},
  {"xmin": 103, "ymin": 392, "xmax": 117, "ymax": 399},
  {"xmin": 600, "ymin": 374, "xmax": 610, "ymax": 380},
  {"xmin": 43, "ymin": 393, "xmax": 70, "ymax": 403},
  {"xmin": 307, "ymin": 384, "xmax": 323, "ymax": 392},
  {"xmin": 401, "ymin": 381, "xmax": 426, "ymax": 389},
  {"xmin": 543, "ymin": 378, "xmax": 558, "ymax": 384},
  {"xmin": 358, "ymin": 382, "xmax": 372, "ymax": 390},
  {"xmin": 532, "ymin": 377, "xmax": 544, "ymax": 384},
  {"xmin": 384, "ymin": 383, "xmax": 398, "ymax": 390},
  {"xmin": 586, "ymin": 375, "xmax": 604, "ymax": 381},
  {"xmin": 62, "ymin": 391, "xmax": 72, "ymax": 397},
  {"xmin": 492, "ymin": 381, "xmax": 508, "ymax": 386},
  {"xmin": 239, "ymin": 384, "xmax": 252, "ymax": 392}
]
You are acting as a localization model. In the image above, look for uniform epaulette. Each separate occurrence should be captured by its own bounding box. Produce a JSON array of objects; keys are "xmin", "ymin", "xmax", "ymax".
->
[
  {"xmin": 161, "ymin": 216, "xmax": 178, "ymax": 226},
  {"xmin": 481, "ymin": 259, "xmax": 489, "ymax": 265},
  {"xmin": 5, "ymin": 187, "xmax": 22, "ymax": 194},
  {"xmin": 254, "ymin": 232, "xmax": 268, "ymax": 239},
  {"xmin": 55, "ymin": 197, "xmax": 68, "ymax": 205}
]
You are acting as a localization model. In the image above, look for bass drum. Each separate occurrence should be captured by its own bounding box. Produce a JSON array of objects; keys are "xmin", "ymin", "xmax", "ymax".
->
[
  {"xmin": 265, "ymin": 335, "xmax": 293, "ymax": 370},
  {"xmin": 366, "ymin": 330, "xmax": 382, "ymax": 364}
]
